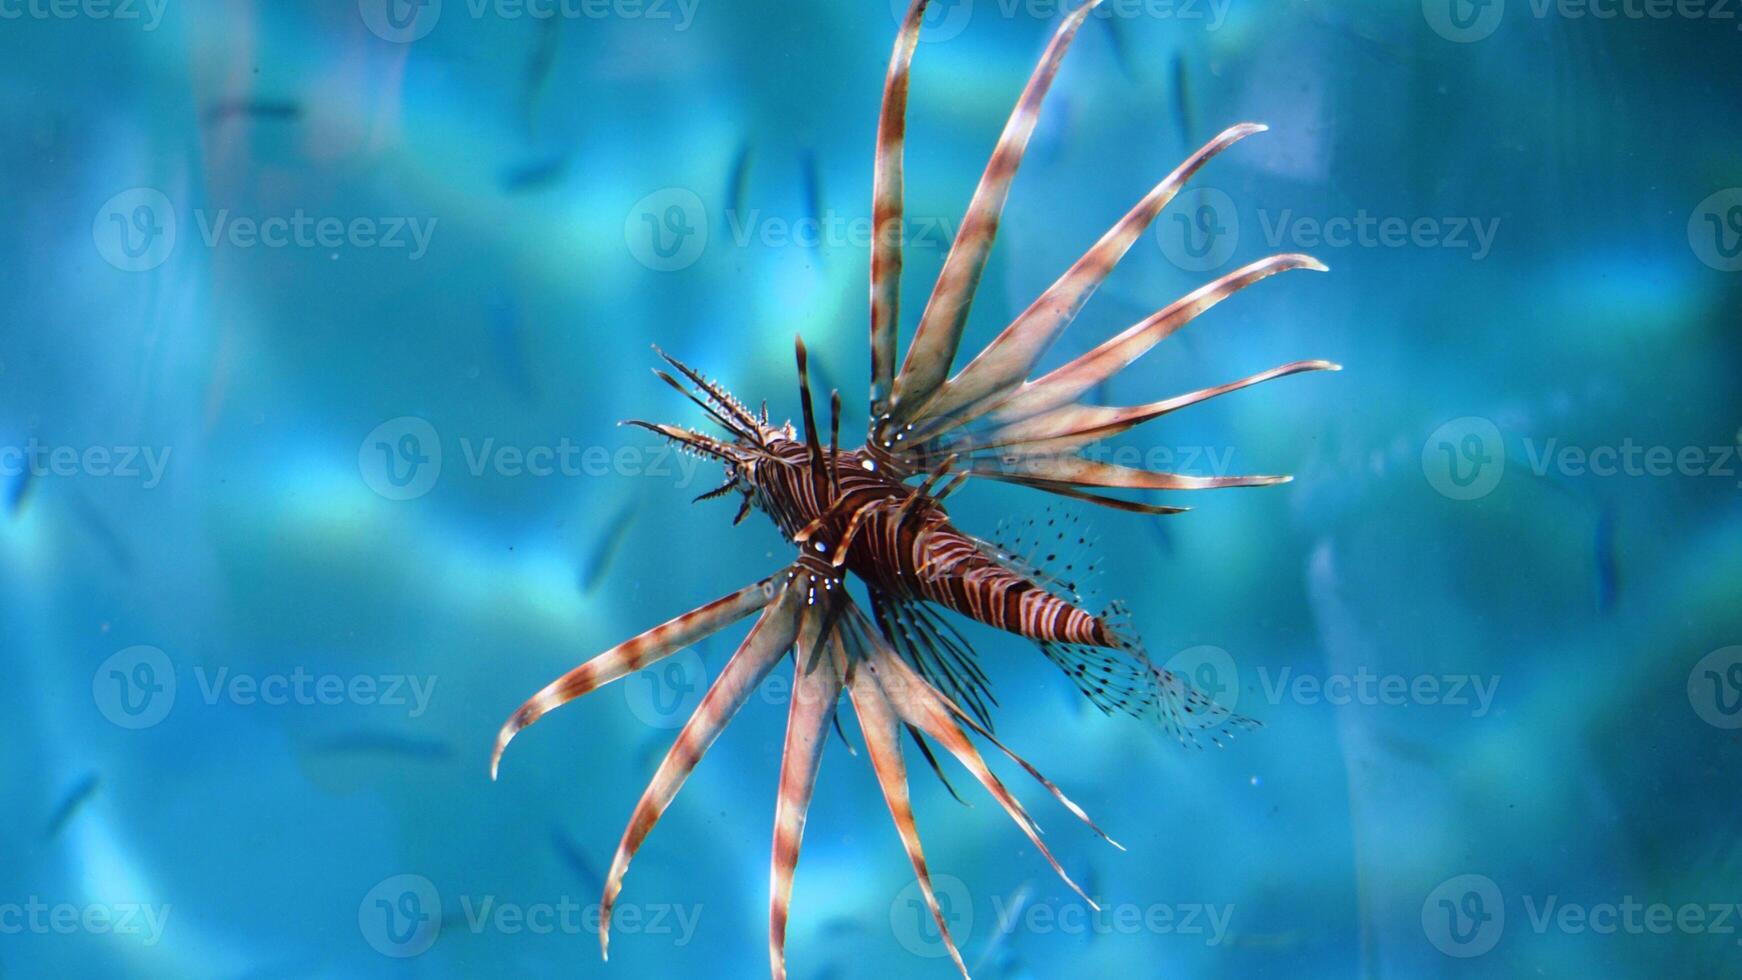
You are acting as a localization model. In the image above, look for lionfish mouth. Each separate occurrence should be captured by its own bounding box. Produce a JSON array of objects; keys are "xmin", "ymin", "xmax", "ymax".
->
[{"xmin": 621, "ymin": 419, "xmax": 740, "ymax": 463}]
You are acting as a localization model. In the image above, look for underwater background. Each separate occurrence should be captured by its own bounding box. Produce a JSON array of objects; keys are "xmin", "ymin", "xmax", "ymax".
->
[{"xmin": 3, "ymin": 0, "xmax": 1740, "ymax": 976}]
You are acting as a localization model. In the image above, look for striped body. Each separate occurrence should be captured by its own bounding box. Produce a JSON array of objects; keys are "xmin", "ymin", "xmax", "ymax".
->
[{"xmin": 751, "ymin": 438, "xmax": 1113, "ymax": 648}]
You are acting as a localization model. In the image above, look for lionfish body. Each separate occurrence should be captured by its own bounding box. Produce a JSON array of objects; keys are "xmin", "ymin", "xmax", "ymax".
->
[
  {"xmin": 752, "ymin": 439, "xmax": 1118, "ymax": 650},
  {"xmin": 491, "ymin": 2, "xmax": 1337, "ymax": 977}
]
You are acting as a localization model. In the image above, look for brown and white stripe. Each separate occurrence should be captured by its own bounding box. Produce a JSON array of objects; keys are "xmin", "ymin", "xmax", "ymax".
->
[
  {"xmin": 854, "ymin": 614, "xmax": 1097, "ymax": 909},
  {"xmin": 988, "ymin": 253, "xmax": 1330, "ymax": 423},
  {"xmin": 490, "ymin": 574, "xmax": 780, "ymax": 779},
  {"xmin": 845, "ymin": 634, "xmax": 970, "ymax": 979},
  {"xmin": 889, "ymin": 0, "xmax": 1106, "ymax": 420},
  {"xmin": 870, "ymin": 0, "xmax": 931, "ymax": 415},
  {"xmin": 767, "ymin": 624, "xmax": 846, "ymax": 980},
  {"xmin": 598, "ymin": 583, "xmax": 810, "ymax": 960},
  {"xmin": 904, "ymin": 122, "xmax": 1274, "ymax": 433}
]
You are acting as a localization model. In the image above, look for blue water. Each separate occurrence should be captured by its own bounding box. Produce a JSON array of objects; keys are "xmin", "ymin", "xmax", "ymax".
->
[{"xmin": 4, "ymin": 1, "xmax": 1740, "ymax": 977}]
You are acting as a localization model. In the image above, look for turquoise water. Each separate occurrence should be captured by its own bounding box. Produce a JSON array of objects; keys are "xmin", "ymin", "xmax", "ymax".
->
[{"xmin": 4, "ymin": 1, "xmax": 1740, "ymax": 977}]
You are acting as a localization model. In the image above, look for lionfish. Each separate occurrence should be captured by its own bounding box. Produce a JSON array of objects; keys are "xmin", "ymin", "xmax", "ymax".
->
[{"xmin": 490, "ymin": 1, "xmax": 1336, "ymax": 975}]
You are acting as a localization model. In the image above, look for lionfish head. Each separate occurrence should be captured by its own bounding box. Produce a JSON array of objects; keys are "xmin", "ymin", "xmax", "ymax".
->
[{"xmin": 624, "ymin": 347, "xmax": 783, "ymax": 491}]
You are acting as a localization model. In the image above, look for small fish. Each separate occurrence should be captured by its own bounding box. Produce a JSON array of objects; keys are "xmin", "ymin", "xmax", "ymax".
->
[
  {"xmin": 1594, "ymin": 506, "xmax": 1619, "ymax": 614},
  {"xmin": 973, "ymin": 881, "xmax": 1034, "ymax": 973},
  {"xmin": 304, "ymin": 732, "xmax": 454, "ymax": 761},
  {"xmin": 798, "ymin": 150, "xmax": 825, "ymax": 256},
  {"xmin": 1098, "ymin": 10, "xmax": 1135, "ymax": 79},
  {"xmin": 3, "ymin": 458, "xmax": 33, "ymax": 516},
  {"xmin": 522, "ymin": 17, "xmax": 562, "ymax": 135},
  {"xmin": 579, "ymin": 497, "xmax": 640, "ymax": 594},
  {"xmin": 550, "ymin": 825, "xmax": 605, "ymax": 893},
  {"xmin": 64, "ymin": 489, "xmax": 134, "ymax": 572},
  {"xmin": 202, "ymin": 100, "xmax": 302, "ymax": 125},
  {"xmin": 43, "ymin": 772, "xmax": 101, "ymax": 839},
  {"xmin": 725, "ymin": 141, "xmax": 755, "ymax": 221},
  {"xmin": 499, "ymin": 154, "xmax": 571, "ymax": 193},
  {"xmin": 1170, "ymin": 54, "xmax": 1194, "ymax": 145}
]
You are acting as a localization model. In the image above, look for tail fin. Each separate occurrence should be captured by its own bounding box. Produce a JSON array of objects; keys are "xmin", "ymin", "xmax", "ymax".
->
[{"xmin": 1039, "ymin": 602, "xmax": 1259, "ymax": 749}]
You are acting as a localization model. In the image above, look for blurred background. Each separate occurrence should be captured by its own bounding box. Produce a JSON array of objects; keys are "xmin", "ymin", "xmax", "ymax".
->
[{"xmin": 3, "ymin": 0, "xmax": 1740, "ymax": 976}]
